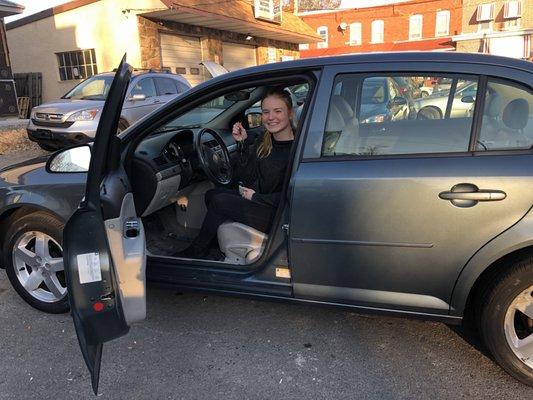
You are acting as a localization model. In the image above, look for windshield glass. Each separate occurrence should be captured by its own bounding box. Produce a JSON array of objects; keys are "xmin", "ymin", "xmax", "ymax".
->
[
  {"xmin": 63, "ymin": 75, "xmax": 114, "ymax": 100},
  {"xmin": 157, "ymin": 90, "xmax": 254, "ymax": 131}
]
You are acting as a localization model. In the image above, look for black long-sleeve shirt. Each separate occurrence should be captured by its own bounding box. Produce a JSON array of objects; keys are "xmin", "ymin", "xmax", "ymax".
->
[{"xmin": 235, "ymin": 133, "xmax": 293, "ymax": 207}]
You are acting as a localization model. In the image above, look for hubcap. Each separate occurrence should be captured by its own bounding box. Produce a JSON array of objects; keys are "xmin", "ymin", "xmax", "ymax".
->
[
  {"xmin": 12, "ymin": 231, "xmax": 66, "ymax": 303},
  {"xmin": 504, "ymin": 285, "xmax": 533, "ymax": 369}
]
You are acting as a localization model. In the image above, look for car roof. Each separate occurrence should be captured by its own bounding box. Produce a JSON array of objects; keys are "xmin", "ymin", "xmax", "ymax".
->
[{"xmin": 196, "ymin": 52, "xmax": 532, "ymax": 89}]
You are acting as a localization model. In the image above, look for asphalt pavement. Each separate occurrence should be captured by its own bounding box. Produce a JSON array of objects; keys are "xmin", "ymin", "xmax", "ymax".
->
[{"xmin": 0, "ymin": 269, "xmax": 532, "ymax": 400}]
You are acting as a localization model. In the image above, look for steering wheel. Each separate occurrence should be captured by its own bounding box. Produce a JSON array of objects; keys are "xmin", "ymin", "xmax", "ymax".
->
[{"xmin": 196, "ymin": 128, "xmax": 233, "ymax": 185}]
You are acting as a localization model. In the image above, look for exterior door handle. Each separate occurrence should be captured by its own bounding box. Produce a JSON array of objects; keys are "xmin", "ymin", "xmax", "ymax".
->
[{"xmin": 439, "ymin": 183, "xmax": 506, "ymax": 208}]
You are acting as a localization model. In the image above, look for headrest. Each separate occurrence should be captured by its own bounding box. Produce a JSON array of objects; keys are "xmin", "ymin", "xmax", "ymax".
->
[
  {"xmin": 325, "ymin": 103, "xmax": 345, "ymax": 132},
  {"xmin": 503, "ymin": 98, "xmax": 529, "ymax": 130},
  {"xmin": 331, "ymin": 95, "xmax": 354, "ymax": 120}
]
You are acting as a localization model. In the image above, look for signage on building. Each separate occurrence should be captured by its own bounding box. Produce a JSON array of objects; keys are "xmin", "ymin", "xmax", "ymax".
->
[{"xmin": 254, "ymin": 0, "xmax": 282, "ymax": 24}]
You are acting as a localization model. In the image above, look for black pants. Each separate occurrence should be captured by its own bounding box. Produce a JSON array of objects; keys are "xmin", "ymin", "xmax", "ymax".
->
[{"xmin": 194, "ymin": 187, "xmax": 276, "ymax": 249}]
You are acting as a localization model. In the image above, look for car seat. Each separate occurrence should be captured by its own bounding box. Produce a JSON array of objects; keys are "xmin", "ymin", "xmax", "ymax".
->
[{"xmin": 217, "ymin": 222, "xmax": 268, "ymax": 264}]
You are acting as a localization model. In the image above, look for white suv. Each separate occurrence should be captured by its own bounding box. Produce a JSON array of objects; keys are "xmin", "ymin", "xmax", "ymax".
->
[{"xmin": 27, "ymin": 70, "xmax": 191, "ymax": 150}]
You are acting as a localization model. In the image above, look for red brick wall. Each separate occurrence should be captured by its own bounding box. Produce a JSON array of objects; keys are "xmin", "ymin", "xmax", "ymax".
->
[{"xmin": 299, "ymin": 0, "xmax": 462, "ymax": 57}]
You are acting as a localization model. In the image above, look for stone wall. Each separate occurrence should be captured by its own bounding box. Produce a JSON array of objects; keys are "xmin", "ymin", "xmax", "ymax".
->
[{"xmin": 137, "ymin": 16, "xmax": 299, "ymax": 70}]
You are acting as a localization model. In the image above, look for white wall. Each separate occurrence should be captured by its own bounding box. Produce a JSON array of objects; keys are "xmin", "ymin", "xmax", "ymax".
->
[{"xmin": 7, "ymin": 0, "xmax": 165, "ymax": 101}]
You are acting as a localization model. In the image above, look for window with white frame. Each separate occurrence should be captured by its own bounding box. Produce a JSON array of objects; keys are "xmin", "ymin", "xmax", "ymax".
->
[
  {"xmin": 504, "ymin": 1, "xmax": 521, "ymax": 19},
  {"xmin": 299, "ymin": 43, "xmax": 309, "ymax": 50},
  {"xmin": 435, "ymin": 10, "xmax": 450, "ymax": 36},
  {"xmin": 409, "ymin": 15, "xmax": 423, "ymax": 40},
  {"xmin": 478, "ymin": 21, "xmax": 493, "ymax": 33},
  {"xmin": 349, "ymin": 22, "xmax": 362, "ymax": 45},
  {"xmin": 317, "ymin": 26, "xmax": 328, "ymax": 48},
  {"xmin": 371, "ymin": 20, "xmax": 384, "ymax": 43},
  {"xmin": 476, "ymin": 3, "xmax": 494, "ymax": 22}
]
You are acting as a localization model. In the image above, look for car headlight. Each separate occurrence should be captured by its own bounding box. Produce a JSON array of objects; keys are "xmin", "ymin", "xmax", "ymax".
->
[
  {"xmin": 361, "ymin": 114, "xmax": 386, "ymax": 124},
  {"xmin": 66, "ymin": 109, "xmax": 100, "ymax": 121}
]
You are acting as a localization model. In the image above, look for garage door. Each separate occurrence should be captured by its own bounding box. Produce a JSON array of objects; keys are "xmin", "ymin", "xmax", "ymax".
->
[
  {"xmin": 160, "ymin": 33, "xmax": 204, "ymax": 86},
  {"xmin": 222, "ymin": 42, "xmax": 257, "ymax": 72}
]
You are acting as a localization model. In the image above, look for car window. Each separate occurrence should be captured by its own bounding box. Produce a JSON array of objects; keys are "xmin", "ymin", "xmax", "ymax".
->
[
  {"xmin": 130, "ymin": 77, "xmax": 156, "ymax": 98},
  {"xmin": 154, "ymin": 77, "xmax": 178, "ymax": 96},
  {"xmin": 321, "ymin": 74, "xmax": 478, "ymax": 157},
  {"xmin": 63, "ymin": 75, "xmax": 113, "ymax": 100},
  {"xmin": 477, "ymin": 79, "xmax": 533, "ymax": 151}
]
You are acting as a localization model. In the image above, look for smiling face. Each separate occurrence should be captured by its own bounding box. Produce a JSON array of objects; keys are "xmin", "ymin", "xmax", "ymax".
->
[{"xmin": 261, "ymin": 95, "xmax": 294, "ymax": 137}]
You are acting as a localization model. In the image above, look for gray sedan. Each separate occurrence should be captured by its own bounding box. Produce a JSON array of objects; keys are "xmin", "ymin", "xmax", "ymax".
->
[{"xmin": 0, "ymin": 52, "xmax": 532, "ymax": 391}]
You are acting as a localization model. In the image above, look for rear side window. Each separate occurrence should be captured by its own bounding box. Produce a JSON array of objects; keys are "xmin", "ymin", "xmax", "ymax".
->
[
  {"xmin": 476, "ymin": 79, "xmax": 533, "ymax": 151},
  {"xmin": 321, "ymin": 74, "xmax": 479, "ymax": 157},
  {"xmin": 131, "ymin": 78, "xmax": 156, "ymax": 98},
  {"xmin": 155, "ymin": 77, "xmax": 179, "ymax": 95}
]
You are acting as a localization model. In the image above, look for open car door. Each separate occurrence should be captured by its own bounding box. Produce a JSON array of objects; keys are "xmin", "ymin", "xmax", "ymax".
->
[{"xmin": 63, "ymin": 55, "xmax": 146, "ymax": 394}]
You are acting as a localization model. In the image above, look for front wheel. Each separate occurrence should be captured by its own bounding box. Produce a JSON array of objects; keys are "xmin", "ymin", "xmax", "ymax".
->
[
  {"xmin": 3, "ymin": 212, "xmax": 69, "ymax": 314},
  {"xmin": 480, "ymin": 258, "xmax": 533, "ymax": 386}
]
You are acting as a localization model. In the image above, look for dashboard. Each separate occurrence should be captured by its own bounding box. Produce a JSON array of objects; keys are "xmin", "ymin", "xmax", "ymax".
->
[{"xmin": 129, "ymin": 128, "xmax": 236, "ymax": 216}]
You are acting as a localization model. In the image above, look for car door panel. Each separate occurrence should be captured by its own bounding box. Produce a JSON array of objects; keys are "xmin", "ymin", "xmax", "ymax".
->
[
  {"xmin": 290, "ymin": 157, "xmax": 533, "ymax": 314},
  {"xmin": 63, "ymin": 56, "xmax": 146, "ymax": 394},
  {"xmin": 104, "ymin": 192, "xmax": 146, "ymax": 325}
]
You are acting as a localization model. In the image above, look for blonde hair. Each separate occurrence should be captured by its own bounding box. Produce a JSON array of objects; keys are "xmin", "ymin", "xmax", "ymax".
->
[{"xmin": 257, "ymin": 88, "xmax": 294, "ymax": 159}]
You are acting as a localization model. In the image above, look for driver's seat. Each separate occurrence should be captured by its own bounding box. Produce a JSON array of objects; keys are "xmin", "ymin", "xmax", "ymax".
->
[{"xmin": 217, "ymin": 222, "xmax": 268, "ymax": 264}]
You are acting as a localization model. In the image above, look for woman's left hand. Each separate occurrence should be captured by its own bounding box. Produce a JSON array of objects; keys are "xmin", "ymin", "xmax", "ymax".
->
[{"xmin": 240, "ymin": 187, "xmax": 255, "ymax": 200}]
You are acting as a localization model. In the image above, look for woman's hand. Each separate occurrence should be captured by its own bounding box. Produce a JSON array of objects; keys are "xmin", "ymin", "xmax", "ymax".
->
[
  {"xmin": 239, "ymin": 186, "xmax": 255, "ymax": 201},
  {"xmin": 232, "ymin": 122, "xmax": 248, "ymax": 142}
]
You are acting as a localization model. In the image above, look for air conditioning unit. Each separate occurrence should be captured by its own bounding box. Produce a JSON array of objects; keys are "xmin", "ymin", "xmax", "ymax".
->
[
  {"xmin": 254, "ymin": 0, "xmax": 282, "ymax": 24},
  {"xmin": 504, "ymin": 1, "xmax": 521, "ymax": 19},
  {"xmin": 476, "ymin": 3, "xmax": 495, "ymax": 22}
]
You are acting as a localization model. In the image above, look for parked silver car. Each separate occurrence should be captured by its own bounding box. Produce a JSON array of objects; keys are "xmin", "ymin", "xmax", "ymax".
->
[
  {"xmin": 27, "ymin": 70, "xmax": 191, "ymax": 150},
  {"xmin": 414, "ymin": 80, "xmax": 478, "ymax": 119}
]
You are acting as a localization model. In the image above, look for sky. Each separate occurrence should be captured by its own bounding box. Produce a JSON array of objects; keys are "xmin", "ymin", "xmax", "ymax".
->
[
  {"xmin": 4, "ymin": 0, "xmax": 415, "ymax": 23},
  {"xmin": 5, "ymin": 0, "xmax": 71, "ymax": 22}
]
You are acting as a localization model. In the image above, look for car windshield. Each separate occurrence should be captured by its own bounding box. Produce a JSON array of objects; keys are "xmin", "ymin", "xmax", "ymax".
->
[
  {"xmin": 63, "ymin": 75, "xmax": 114, "ymax": 100},
  {"xmin": 154, "ymin": 89, "xmax": 254, "ymax": 132}
]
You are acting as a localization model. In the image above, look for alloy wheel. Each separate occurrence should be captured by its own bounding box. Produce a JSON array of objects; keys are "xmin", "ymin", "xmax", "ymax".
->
[
  {"xmin": 12, "ymin": 231, "xmax": 67, "ymax": 303},
  {"xmin": 504, "ymin": 285, "xmax": 533, "ymax": 369}
]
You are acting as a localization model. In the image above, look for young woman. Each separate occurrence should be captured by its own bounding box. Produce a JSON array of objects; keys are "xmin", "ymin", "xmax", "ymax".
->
[{"xmin": 180, "ymin": 87, "xmax": 295, "ymax": 259}]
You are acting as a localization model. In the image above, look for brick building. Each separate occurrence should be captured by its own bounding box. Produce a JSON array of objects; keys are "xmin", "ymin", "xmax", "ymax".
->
[
  {"xmin": 297, "ymin": 0, "xmax": 462, "ymax": 57},
  {"xmin": 453, "ymin": 0, "xmax": 532, "ymax": 60},
  {"xmin": 6, "ymin": 0, "xmax": 320, "ymax": 102}
]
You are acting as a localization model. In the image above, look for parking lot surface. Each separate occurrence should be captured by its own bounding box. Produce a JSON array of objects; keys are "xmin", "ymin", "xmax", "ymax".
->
[{"xmin": 1, "ymin": 269, "xmax": 532, "ymax": 400}]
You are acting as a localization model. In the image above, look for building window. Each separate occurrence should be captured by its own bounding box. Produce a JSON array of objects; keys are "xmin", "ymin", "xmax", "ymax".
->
[
  {"xmin": 504, "ymin": 1, "xmax": 522, "ymax": 19},
  {"xmin": 435, "ymin": 10, "xmax": 450, "ymax": 36},
  {"xmin": 349, "ymin": 22, "xmax": 362, "ymax": 45},
  {"xmin": 476, "ymin": 3, "xmax": 495, "ymax": 23},
  {"xmin": 371, "ymin": 20, "xmax": 384, "ymax": 43},
  {"xmin": 409, "ymin": 15, "xmax": 423, "ymax": 40},
  {"xmin": 57, "ymin": 49, "xmax": 97, "ymax": 81},
  {"xmin": 299, "ymin": 43, "xmax": 309, "ymax": 50},
  {"xmin": 317, "ymin": 26, "xmax": 328, "ymax": 48}
]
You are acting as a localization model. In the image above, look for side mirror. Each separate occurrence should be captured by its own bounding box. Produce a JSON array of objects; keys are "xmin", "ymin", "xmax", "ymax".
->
[
  {"xmin": 461, "ymin": 95, "xmax": 475, "ymax": 103},
  {"xmin": 390, "ymin": 96, "xmax": 407, "ymax": 107},
  {"xmin": 246, "ymin": 112, "xmax": 262, "ymax": 129},
  {"xmin": 129, "ymin": 93, "xmax": 146, "ymax": 101},
  {"xmin": 46, "ymin": 145, "xmax": 91, "ymax": 173}
]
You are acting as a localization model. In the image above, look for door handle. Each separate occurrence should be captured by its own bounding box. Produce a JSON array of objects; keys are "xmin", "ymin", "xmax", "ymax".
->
[{"xmin": 439, "ymin": 183, "xmax": 506, "ymax": 208}]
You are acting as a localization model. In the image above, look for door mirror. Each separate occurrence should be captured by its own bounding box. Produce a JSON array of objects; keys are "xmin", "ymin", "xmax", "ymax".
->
[
  {"xmin": 47, "ymin": 145, "xmax": 91, "ymax": 173},
  {"xmin": 389, "ymin": 96, "xmax": 407, "ymax": 107},
  {"xmin": 461, "ymin": 95, "xmax": 475, "ymax": 103},
  {"xmin": 129, "ymin": 93, "xmax": 146, "ymax": 101},
  {"xmin": 246, "ymin": 112, "xmax": 262, "ymax": 129}
]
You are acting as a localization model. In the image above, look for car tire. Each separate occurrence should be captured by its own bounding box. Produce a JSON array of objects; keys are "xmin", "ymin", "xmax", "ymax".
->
[
  {"xmin": 417, "ymin": 106, "xmax": 441, "ymax": 120},
  {"xmin": 38, "ymin": 143, "xmax": 58, "ymax": 152},
  {"xmin": 3, "ymin": 212, "xmax": 69, "ymax": 314},
  {"xmin": 479, "ymin": 257, "xmax": 533, "ymax": 386}
]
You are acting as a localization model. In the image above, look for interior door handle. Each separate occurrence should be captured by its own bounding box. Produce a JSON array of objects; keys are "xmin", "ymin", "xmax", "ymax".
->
[{"xmin": 439, "ymin": 183, "xmax": 506, "ymax": 208}]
